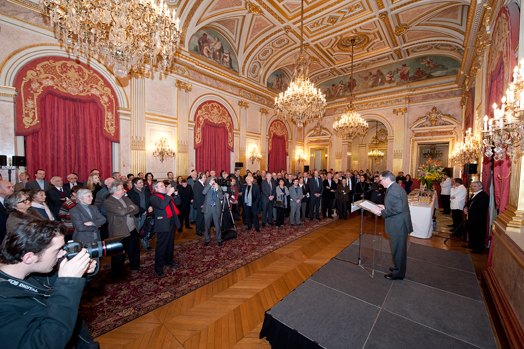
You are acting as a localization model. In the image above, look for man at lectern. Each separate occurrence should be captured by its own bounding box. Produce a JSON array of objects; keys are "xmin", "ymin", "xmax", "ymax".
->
[{"xmin": 377, "ymin": 171, "xmax": 413, "ymax": 280}]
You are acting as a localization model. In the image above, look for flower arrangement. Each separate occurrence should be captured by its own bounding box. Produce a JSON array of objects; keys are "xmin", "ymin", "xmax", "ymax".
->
[{"xmin": 417, "ymin": 159, "xmax": 445, "ymax": 190}]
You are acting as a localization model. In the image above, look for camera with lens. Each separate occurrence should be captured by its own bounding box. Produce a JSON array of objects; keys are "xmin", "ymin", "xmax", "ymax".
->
[
  {"xmin": 217, "ymin": 178, "xmax": 232, "ymax": 192},
  {"xmin": 63, "ymin": 236, "xmax": 124, "ymax": 260}
]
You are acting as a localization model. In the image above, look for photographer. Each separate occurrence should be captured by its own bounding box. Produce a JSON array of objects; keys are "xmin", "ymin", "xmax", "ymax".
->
[
  {"xmin": 0, "ymin": 220, "xmax": 98, "ymax": 349},
  {"xmin": 202, "ymin": 178, "xmax": 224, "ymax": 247},
  {"xmin": 217, "ymin": 171, "xmax": 234, "ymax": 231}
]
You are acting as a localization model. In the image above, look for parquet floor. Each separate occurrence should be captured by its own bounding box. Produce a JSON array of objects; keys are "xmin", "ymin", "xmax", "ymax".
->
[{"xmin": 95, "ymin": 210, "xmax": 493, "ymax": 349}]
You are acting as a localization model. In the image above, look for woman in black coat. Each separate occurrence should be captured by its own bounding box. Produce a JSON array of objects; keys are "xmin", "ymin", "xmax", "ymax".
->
[{"xmin": 177, "ymin": 179, "xmax": 193, "ymax": 231}]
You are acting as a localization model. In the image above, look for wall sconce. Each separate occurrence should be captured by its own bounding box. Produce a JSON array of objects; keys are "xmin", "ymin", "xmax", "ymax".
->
[
  {"xmin": 297, "ymin": 152, "xmax": 306, "ymax": 164},
  {"xmin": 153, "ymin": 137, "xmax": 176, "ymax": 163},
  {"xmin": 347, "ymin": 152, "xmax": 351, "ymax": 156},
  {"xmin": 249, "ymin": 147, "xmax": 262, "ymax": 164}
]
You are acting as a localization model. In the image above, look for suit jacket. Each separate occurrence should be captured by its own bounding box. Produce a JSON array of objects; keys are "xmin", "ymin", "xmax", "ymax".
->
[
  {"xmin": 381, "ymin": 182, "xmax": 413, "ymax": 236},
  {"xmin": 69, "ymin": 204, "xmax": 107, "ymax": 244},
  {"xmin": 308, "ymin": 177, "xmax": 324, "ymax": 196},
  {"xmin": 242, "ymin": 184, "xmax": 261, "ymax": 207},
  {"xmin": 104, "ymin": 196, "xmax": 139, "ymax": 238},
  {"xmin": 201, "ymin": 184, "xmax": 224, "ymax": 215},
  {"xmin": 66, "ymin": 181, "xmax": 83, "ymax": 191},
  {"xmin": 289, "ymin": 186, "xmax": 303, "ymax": 206},
  {"xmin": 322, "ymin": 179, "xmax": 337, "ymax": 199},
  {"xmin": 127, "ymin": 187, "xmax": 152, "ymax": 216},
  {"xmin": 261, "ymin": 179, "xmax": 276, "ymax": 203},
  {"xmin": 336, "ymin": 183, "xmax": 351, "ymax": 202},
  {"xmin": 26, "ymin": 180, "xmax": 50, "ymax": 191},
  {"xmin": 46, "ymin": 187, "xmax": 68, "ymax": 220},
  {"xmin": 466, "ymin": 191, "xmax": 489, "ymax": 231},
  {"xmin": 5, "ymin": 209, "xmax": 44, "ymax": 235},
  {"xmin": 14, "ymin": 182, "xmax": 28, "ymax": 192},
  {"xmin": 0, "ymin": 201, "xmax": 8, "ymax": 243},
  {"xmin": 150, "ymin": 192, "xmax": 181, "ymax": 232},
  {"xmin": 192, "ymin": 180, "xmax": 206, "ymax": 210}
]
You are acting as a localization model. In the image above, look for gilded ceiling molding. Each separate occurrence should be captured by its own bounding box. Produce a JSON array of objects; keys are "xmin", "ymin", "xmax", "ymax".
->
[
  {"xmin": 175, "ymin": 80, "xmax": 192, "ymax": 92},
  {"xmin": 180, "ymin": 0, "xmax": 204, "ymax": 46},
  {"xmin": 393, "ymin": 48, "xmax": 402, "ymax": 59},
  {"xmin": 390, "ymin": 0, "xmax": 423, "ymax": 12},
  {"xmin": 378, "ymin": 12, "xmax": 399, "ymax": 47},
  {"xmin": 246, "ymin": 1, "xmax": 263, "ymax": 14},
  {"xmin": 254, "ymin": 0, "xmax": 285, "ymax": 24},
  {"xmin": 260, "ymin": 107, "xmax": 269, "ymax": 114},
  {"xmin": 291, "ymin": 0, "xmax": 347, "ymax": 25},
  {"xmin": 375, "ymin": 0, "xmax": 385, "ymax": 10},
  {"xmin": 242, "ymin": 28, "xmax": 284, "ymax": 75},
  {"xmin": 394, "ymin": 24, "xmax": 409, "ymax": 36},
  {"xmin": 7, "ymin": 0, "xmax": 42, "ymax": 13}
]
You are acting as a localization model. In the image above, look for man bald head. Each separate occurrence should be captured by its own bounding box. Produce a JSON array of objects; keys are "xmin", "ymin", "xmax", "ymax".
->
[{"xmin": 0, "ymin": 180, "xmax": 15, "ymax": 198}]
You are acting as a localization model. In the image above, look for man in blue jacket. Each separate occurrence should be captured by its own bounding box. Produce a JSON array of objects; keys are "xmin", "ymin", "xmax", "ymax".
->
[{"xmin": 0, "ymin": 220, "xmax": 98, "ymax": 348}]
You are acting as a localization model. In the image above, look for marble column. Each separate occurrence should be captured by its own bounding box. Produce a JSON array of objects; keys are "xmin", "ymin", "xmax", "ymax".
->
[
  {"xmin": 176, "ymin": 80, "xmax": 192, "ymax": 176},
  {"xmin": 392, "ymin": 108, "xmax": 407, "ymax": 174},
  {"xmin": 131, "ymin": 76, "xmax": 146, "ymax": 175},
  {"xmin": 334, "ymin": 135, "xmax": 343, "ymax": 172},
  {"xmin": 351, "ymin": 137, "xmax": 359, "ymax": 169},
  {"xmin": 238, "ymin": 101, "xmax": 249, "ymax": 174},
  {"xmin": 387, "ymin": 137, "xmax": 395, "ymax": 171},
  {"xmin": 358, "ymin": 143, "xmax": 367, "ymax": 170}
]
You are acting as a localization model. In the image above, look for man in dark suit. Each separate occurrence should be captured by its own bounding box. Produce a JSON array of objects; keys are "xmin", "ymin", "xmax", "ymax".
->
[
  {"xmin": 65, "ymin": 173, "xmax": 83, "ymax": 192},
  {"xmin": 150, "ymin": 181, "xmax": 181, "ymax": 278},
  {"xmin": 46, "ymin": 176, "xmax": 68, "ymax": 220},
  {"xmin": 202, "ymin": 178, "xmax": 224, "ymax": 247},
  {"xmin": 377, "ymin": 170, "xmax": 413, "ymax": 280},
  {"xmin": 192, "ymin": 173, "xmax": 207, "ymax": 237},
  {"xmin": 322, "ymin": 173, "xmax": 337, "ymax": 218},
  {"xmin": 127, "ymin": 177, "xmax": 153, "ymax": 251},
  {"xmin": 463, "ymin": 181, "xmax": 490, "ymax": 254},
  {"xmin": 0, "ymin": 180, "xmax": 15, "ymax": 243},
  {"xmin": 242, "ymin": 176, "xmax": 260, "ymax": 232},
  {"xmin": 261, "ymin": 172, "xmax": 276, "ymax": 227},
  {"xmin": 26, "ymin": 169, "xmax": 50, "ymax": 191},
  {"xmin": 308, "ymin": 170, "xmax": 324, "ymax": 220}
]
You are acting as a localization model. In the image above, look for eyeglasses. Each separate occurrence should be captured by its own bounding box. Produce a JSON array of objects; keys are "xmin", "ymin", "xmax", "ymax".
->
[{"xmin": 18, "ymin": 199, "xmax": 29, "ymax": 204}]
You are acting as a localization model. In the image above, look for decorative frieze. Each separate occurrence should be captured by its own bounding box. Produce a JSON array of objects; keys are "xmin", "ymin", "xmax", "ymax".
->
[
  {"xmin": 175, "ymin": 80, "xmax": 192, "ymax": 92},
  {"xmin": 238, "ymin": 100, "xmax": 250, "ymax": 109}
]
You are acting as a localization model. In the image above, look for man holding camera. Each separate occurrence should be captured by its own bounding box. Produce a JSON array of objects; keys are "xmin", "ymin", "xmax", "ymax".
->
[
  {"xmin": 202, "ymin": 178, "xmax": 224, "ymax": 247},
  {"xmin": 150, "ymin": 181, "xmax": 181, "ymax": 277},
  {"xmin": 0, "ymin": 220, "xmax": 98, "ymax": 348}
]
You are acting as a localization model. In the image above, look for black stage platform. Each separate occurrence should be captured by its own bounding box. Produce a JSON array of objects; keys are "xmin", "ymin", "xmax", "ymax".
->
[{"xmin": 260, "ymin": 238, "xmax": 496, "ymax": 349}]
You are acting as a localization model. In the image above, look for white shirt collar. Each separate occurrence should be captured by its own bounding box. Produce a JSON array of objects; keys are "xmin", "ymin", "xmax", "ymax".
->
[{"xmin": 387, "ymin": 182, "xmax": 394, "ymax": 189}]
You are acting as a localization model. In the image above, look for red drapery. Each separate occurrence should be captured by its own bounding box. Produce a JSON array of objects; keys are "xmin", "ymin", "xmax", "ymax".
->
[
  {"xmin": 268, "ymin": 136, "xmax": 287, "ymax": 173},
  {"xmin": 25, "ymin": 93, "xmax": 113, "ymax": 181},
  {"xmin": 195, "ymin": 123, "xmax": 230, "ymax": 173}
]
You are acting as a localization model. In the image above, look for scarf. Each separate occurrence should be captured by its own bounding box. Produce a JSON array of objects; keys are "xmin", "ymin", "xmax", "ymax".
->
[
  {"xmin": 31, "ymin": 202, "xmax": 55, "ymax": 221},
  {"xmin": 154, "ymin": 193, "xmax": 179, "ymax": 218}
]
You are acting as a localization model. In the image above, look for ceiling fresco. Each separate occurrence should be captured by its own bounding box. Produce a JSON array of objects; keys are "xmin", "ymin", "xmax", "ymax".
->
[{"xmin": 170, "ymin": 0, "xmax": 481, "ymax": 99}]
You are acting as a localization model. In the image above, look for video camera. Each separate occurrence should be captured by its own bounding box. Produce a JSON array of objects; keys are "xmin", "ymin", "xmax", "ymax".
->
[{"xmin": 217, "ymin": 178, "xmax": 232, "ymax": 192}]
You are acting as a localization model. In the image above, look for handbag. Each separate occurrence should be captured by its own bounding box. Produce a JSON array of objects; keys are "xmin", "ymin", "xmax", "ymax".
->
[{"xmin": 274, "ymin": 200, "xmax": 285, "ymax": 208}]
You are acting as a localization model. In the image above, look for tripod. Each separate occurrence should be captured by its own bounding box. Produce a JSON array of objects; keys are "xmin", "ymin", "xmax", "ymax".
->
[
  {"xmin": 444, "ymin": 217, "xmax": 466, "ymax": 243},
  {"xmin": 220, "ymin": 189, "xmax": 237, "ymax": 233}
]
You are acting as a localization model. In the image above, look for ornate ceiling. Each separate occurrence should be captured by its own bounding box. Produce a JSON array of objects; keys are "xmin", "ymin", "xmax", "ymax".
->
[{"xmin": 171, "ymin": 0, "xmax": 481, "ymax": 99}]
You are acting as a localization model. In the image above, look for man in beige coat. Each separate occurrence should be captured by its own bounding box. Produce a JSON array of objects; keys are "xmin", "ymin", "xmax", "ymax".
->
[{"xmin": 104, "ymin": 181, "xmax": 140, "ymax": 281}]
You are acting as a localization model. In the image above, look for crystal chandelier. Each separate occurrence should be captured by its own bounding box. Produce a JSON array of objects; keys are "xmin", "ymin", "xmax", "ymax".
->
[
  {"xmin": 274, "ymin": 0, "xmax": 326, "ymax": 128},
  {"xmin": 368, "ymin": 149, "xmax": 384, "ymax": 161},
  {"xmin": 249, "ymin": 147, "xmax": 262, "ymax": 164},
  {"xmin": 449, "ymin": 128, "xmax": 481, "ymax": 166},
  {"xmin": 332, "ymin": 37, "xmax": 368, "ymax": 138},
  {"xmin": 424, "ymin": 145, "xmax": 443, "ymax": 159},
  {"xmin": 41, "ymin": 0, "xmax": 181, "ymax": 78},
  {"xmin": 482, "ymin": 58, "xmax": 524, "ymax": 162},
  {"xmin": 153, "ymin": 137, "xmax": 175, "ymax": 162}
]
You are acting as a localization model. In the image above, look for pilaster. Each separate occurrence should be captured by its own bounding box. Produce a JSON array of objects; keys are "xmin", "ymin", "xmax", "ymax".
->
[
  {"xmin": 392, "ymin": 108, "xmax": 407, "ymax": 174},
  {"xmin": 238, "ymin": 101, "xmax": 249, "ymax": 174},
  {"xmin": 260, "ymin": 108, "xmax": 268, "ymax": 170},
  {"xmin": 131, "ymin": 77, "xmax": 146, "ymax": 175},
  {"xmin": 176, "ymin": 80, "xmax": 192, "ymax": 176}
]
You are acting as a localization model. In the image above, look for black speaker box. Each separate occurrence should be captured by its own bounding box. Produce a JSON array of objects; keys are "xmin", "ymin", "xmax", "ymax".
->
[
  {"xmin": 466, "ymin": 164, "xmax": 477, "ymax": 174},
  {"xmin": 234, "ymin": 162, "xmax": 244, "ymax": 168},
  {"xmin": 304, "ymin": 165, "xmax": 310, "ymax": 172},
  {"xmin": 0, "ymin": 155, "xmax": 6, "ymax": 167},
  {"xmin": 12, "ymin": 156, "xmax": 26, "ymax": 167}
]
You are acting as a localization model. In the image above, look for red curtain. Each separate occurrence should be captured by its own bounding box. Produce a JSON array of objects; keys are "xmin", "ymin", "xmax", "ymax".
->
[
  {"xmin": 195, "ymin": 123, "xmax": 230, "ymax": 173},
  {"xmin": 25, "ymin": 93, "xmax": 113, "ymax": 181},
  {"xmin": 268, "ymin": 136, "xmax": 287, "ymax": 173}
]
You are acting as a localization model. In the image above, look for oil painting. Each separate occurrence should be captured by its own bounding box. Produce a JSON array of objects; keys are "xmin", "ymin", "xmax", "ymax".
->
[{"xmin": 190, "ymin": 29, "xmax": 238, "ymax": 73}]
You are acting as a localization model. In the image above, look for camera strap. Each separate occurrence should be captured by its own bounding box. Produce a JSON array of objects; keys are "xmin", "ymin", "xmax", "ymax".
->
[{"xmin": 0, "ymin": 271, "xmax": 53, "ymax": 298}]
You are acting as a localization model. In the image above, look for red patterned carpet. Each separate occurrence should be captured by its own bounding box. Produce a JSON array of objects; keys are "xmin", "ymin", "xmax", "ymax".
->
[{"xmin": 80, "ymin": 217, "xmax": 335, "ymax": 337}]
